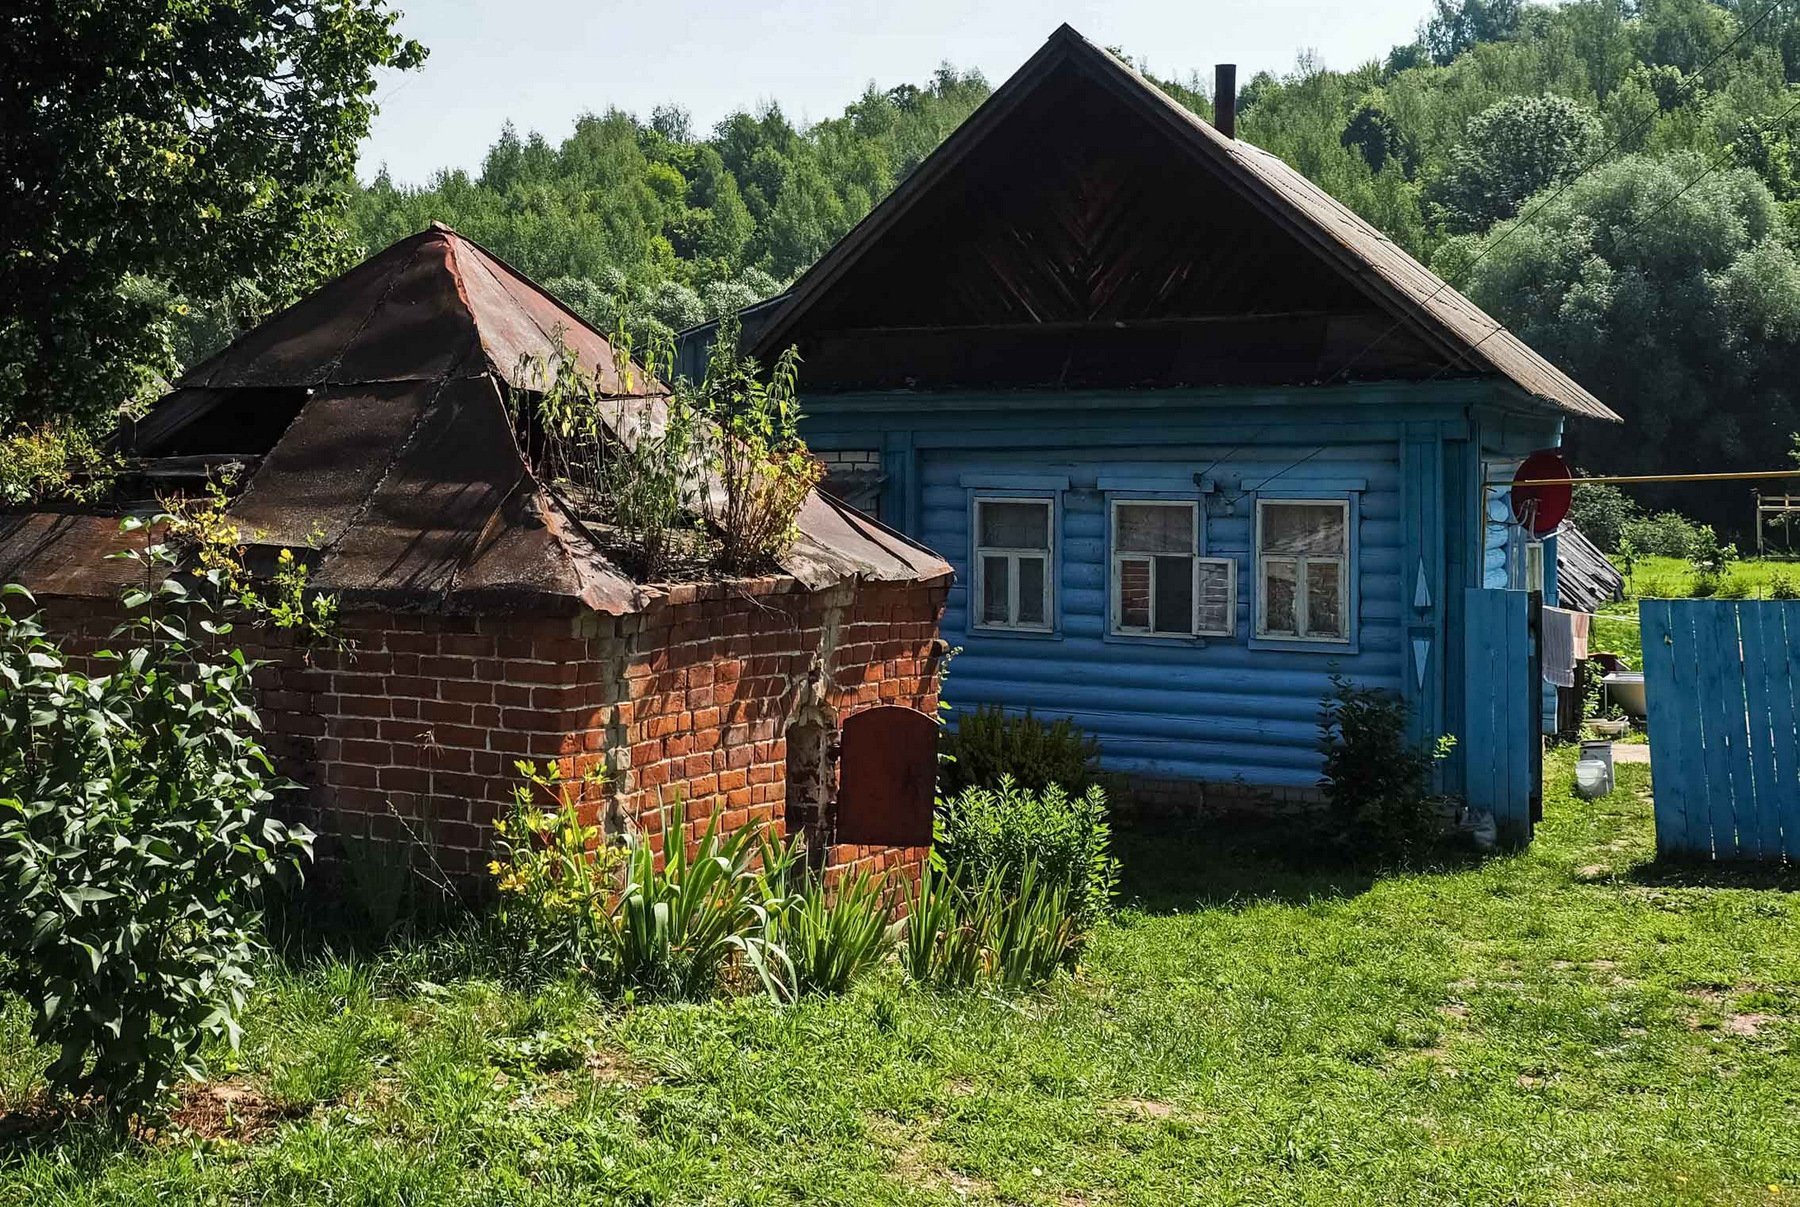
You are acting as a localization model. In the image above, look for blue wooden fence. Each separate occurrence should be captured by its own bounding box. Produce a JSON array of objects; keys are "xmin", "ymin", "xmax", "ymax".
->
[
  {"xmin": 1640, "ymin": 599, "xmax": 1800, "ymax": 861},
  {"xmin": 1462, "ymin": 588, "xmax": 1541, "ymax": 847}
]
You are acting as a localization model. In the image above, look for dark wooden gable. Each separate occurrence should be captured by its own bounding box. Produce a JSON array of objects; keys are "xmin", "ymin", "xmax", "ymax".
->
[{"xmin": 767, "ymin": 58, "xmax": 1442, "ymax": 392}]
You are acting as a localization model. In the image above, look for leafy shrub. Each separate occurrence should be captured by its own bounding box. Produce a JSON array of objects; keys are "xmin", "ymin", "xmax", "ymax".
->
[
  {"xmin": 1318, "ymin": 676, "xmax": 1452, "ymax": 861},
  {"xmin": 491, "ymin": 761, "xmax": 622, "ymax": 966},
  {"xmin": 1772, "ymin": 574, "xmax": 1799, "ymax": 601},
  {"xmin": 1619, "ymin": 510, "xmax": 1711, "ymax": 560},
  {"xmin": 0, "ymin": 424, "xmax": 117, "ymax": 505},
  {"xmin": 509, "ymin": 320, "xmax": 822, "ymax": 578},
  {"xmin": 934, "ymin": 776, "xmax": 1117, "ymax": 930},
  {"xmin": 509, "ymin": 341, "xmax": 704, "ymax": 581},
  {"xmin": 768, "ymin": 867, "xmax": 895, "ymax": 996},
  {"xmin": 1567, "ymin": 480, "xmax": 1637, "ymax": 552},
  {"xmin": 0, "ymin": 528, "xmax": 312, "ymax": 1124},
  {"xmin": 693, "ymin": 318, "xmax": 824, "ymax": 573},
  {"xmin": 899, "ymin": 862, "xmax": 1079, "ymax": 991},
  {"xmin": 939, "ymin": 705, "xmax": 1101, "ymax": 795}
]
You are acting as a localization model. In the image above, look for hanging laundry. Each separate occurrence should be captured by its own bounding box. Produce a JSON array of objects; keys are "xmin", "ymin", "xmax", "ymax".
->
[{"xmin": 1541, "ymin": 607, "xmax": 1591, "ymax": 688}]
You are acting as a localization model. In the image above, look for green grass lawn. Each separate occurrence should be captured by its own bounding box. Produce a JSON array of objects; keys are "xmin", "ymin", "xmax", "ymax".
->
[
  {"xmin": 1587, "ymin": 556, "xmax": 1800, "ymax": 669},
  {"xmin": 5, "ymin": 750, "xmax": 1800, "ymax": 1205},
  {"xmin": 1625, "ymin": 556, "xmax": 1800, "ymax": 603}
]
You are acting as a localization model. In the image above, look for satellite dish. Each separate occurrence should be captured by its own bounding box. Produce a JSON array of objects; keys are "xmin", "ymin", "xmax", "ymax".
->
[{"xmin": 1511, "ymin": 450, "xmax": 1572, "ymax": 537}]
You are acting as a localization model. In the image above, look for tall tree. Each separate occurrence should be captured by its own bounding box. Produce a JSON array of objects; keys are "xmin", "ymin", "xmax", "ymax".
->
[
  {"xmin": 1447, "ymin": 153, "xmax": 1800, "ymax": 525},
  {"xmin": 0, "ymin": 0, "xmax": 425, "ymax": 431},
  {"xmin": 1425, "ymin": 94, "xmax": 1604, "ymax": 231}
]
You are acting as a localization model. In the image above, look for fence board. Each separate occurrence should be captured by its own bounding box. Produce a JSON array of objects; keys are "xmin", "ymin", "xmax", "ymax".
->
[
  {"xmin": 1641, "ymin": 601, "xmax": 1690, "ymax": 854},
  {"xmin": 1463, "ymin": 588, "xmax": 1536, "ymax": 848},
  {"xmin": 1739, "ymin": 606, "xmax": 1777, "ymax": 861},
  {"xmin": 1778, "ymin": 604, "xmax": 1800, "ymax": 862},
  {"xmin": 1698, "ymin": 605, "xmax": 1748, "ymax": 857},
  {"xmin": 1643, "ymin": 599, "xmax": 1800, "ymax": 862}
]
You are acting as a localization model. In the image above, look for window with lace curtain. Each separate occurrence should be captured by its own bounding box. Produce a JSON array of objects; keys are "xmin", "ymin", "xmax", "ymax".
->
[{"xmin": 1255, "ymin": 498, "xmax": 1351, "ymax": 643}]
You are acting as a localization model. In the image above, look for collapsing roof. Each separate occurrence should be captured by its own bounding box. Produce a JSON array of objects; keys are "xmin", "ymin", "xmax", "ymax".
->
[
  {"xmin": 0, "ymin": 225, "xmax": 948, "ymax": 612},
  {"xmin": 721, "ymin": 25, "xmax": 1618, "ymax": 422},
  {"xmin": 1554, "ymin": 523, "xmax": 1626, "ymax": 613}
]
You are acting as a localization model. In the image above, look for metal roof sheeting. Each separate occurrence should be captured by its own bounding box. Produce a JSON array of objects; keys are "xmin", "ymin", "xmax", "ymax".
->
[{"xmin": 2, "ymin": 227, "xmax": 949, "ymax": 610}]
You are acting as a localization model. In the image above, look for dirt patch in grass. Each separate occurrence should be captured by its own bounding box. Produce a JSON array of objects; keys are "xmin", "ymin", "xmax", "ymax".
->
[
  {"xmin": 1721, "ymin": 1013, "xmax": 1781, "ymax": 1037},
  {"xmin": 1107, "ymin": 1098, "xmax": 1177, "ymax": 1121},
  {"xmin": 163, "ymin": 1081, "xmax": 303, "ymax": 1143},
  {"xmin": 866, "ymin": 1113, "xmax": 994, "ymax": 1197}
]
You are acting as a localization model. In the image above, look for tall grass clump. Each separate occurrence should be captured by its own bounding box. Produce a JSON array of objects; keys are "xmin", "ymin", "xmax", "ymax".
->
[
  {"xmin": 767, "ymin": 864, "xmax": 896, "ymax": 996},
  {"xmin": 900, "ymin": 862, "xmax": 1081, "ymax": 990}
]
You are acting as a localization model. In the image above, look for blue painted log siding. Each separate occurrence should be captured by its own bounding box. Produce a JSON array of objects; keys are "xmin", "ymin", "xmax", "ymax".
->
[
  {"xmin": 800, "ymin": 384, "xmax": 1552, "ymax": 792},
  {"xmin": 918, "ymin": 442, "xmax": 1403, "ymax": 788}
]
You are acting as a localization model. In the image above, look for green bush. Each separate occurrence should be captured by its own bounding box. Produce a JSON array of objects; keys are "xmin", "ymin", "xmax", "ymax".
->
[
  {"xmin": 0, "ymin": 530, "xmax": 312, "ymax": 1124},
  {"xmin": 491, "ymin": 761, "xmax": 623, "ymax": 967},
  {"xmin": 939, "ymin": 705, "xmax": 1101, "ymax": 795},
  {"xmin": 1318, "ymin": 676, "xmax": 1452, "ymax": 862},
  {"xmin": 1772, "ymin": 574, "xmax": 1799, "ymax": 601},
  {"xmin": 934, "ymin": 776, "xmax": 1118, "ymax": 930},
  {"xmin": 1566, "ymin": 480, "xmax": 1637, "ymax": 552},
  {"xmin": 1619, "ymin": 510, "xmax": 1710, "ymax": 560}
]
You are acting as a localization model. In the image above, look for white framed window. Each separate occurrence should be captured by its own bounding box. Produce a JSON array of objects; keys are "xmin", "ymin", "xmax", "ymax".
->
[
  {"xmin": 972, "ymin": 496, "xmax": 1054, "ymax": 632},
  {"xmin": 1255, "ymin": 498, "xmax": 1351, "ymax": 643},
  {"xmin": 1109, "ymin": 499, "xmax": 1236, "ymax": 638}
]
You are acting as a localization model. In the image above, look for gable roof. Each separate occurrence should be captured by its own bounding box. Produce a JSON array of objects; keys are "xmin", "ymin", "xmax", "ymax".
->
[
  {"xmin": 747, "ymin": 24, "xmax": 1618, "ymax": 422},
  {"xmin": 2, "ymin": 226, "xmax": 948, "ymax": 610}
]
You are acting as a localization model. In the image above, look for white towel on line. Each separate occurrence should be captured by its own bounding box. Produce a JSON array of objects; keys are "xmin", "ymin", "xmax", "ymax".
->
[{"xmin": 1541, "ymin": 607, "xmax": 1590, "ymax": 688}]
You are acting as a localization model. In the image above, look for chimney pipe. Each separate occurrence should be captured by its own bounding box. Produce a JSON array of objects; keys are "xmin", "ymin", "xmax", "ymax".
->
[{"xmin": 1214, "ymin": 63, "xmax": 1237, "ymax": 139}]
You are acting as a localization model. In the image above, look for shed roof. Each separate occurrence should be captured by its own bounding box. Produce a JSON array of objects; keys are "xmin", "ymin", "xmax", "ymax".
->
[
  {"xmin": 0, "ymin": 226, "xmax": 948, "ymax": 610},
  {"xmin": 742, "ymin": 25, "xmax": 1618, "ymax": 421},
  {"xmin": 1554, "ymin": 522, "xmax": 1626, "ymax": 613}
]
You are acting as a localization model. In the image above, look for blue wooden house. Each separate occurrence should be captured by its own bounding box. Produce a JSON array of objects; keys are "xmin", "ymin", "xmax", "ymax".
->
[{"xmin": 680, "ymin": 27, "xmax": 1620, "ymax": 831}]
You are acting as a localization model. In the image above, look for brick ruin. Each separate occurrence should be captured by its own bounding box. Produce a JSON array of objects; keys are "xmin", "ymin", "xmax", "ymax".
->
[
  {"xmin": 1, "ymin": 225, "xmax": 954, "ymax": 892},
  {"xmin": 39, "ymin": 575, "xmax": 947, "ymax": 886}
]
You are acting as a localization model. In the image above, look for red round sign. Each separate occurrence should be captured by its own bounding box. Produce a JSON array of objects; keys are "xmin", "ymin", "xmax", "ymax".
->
[{"xmin": 1511, "ymin": 451, "xmax": 1572, "ymax": 537}]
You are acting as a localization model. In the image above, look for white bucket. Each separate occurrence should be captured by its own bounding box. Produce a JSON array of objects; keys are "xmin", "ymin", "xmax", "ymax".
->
[{"xmin": 1575, "ymin": 758, "xmax": 1612, "ymax": 798}]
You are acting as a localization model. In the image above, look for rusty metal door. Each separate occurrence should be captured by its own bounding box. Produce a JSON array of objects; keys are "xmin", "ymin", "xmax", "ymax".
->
[{"xmin": 835, "ymin": 705, "xmax": 937, "ymax": 846}]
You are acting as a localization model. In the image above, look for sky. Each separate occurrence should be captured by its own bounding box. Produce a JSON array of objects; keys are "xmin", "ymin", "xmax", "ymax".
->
[{"xmin": 357, "ymin": 0, "xmax": 1432, "ymax": 186}]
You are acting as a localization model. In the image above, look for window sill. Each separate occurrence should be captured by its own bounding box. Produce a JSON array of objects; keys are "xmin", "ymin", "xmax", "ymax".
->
[
  {"xmin": 967, "ymin": 625, "xmax": 1063, "ymax": 642},
  {"xmin": 1249, "ymin": 634, "xmax": 1359, "ymax": 655},
  {"xmin": 1102, "ymin": 630, "xmax": 1216, "ymax": 649}
]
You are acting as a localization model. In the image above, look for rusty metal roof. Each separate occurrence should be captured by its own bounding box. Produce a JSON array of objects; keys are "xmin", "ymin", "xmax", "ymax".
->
[
  {"xmin": 2, "ymin": 226, "xmax": 949, "ymax": 610},
  {"xmin": 748, "ymin": 25, "xmax": 1619, "ymax": 423}
]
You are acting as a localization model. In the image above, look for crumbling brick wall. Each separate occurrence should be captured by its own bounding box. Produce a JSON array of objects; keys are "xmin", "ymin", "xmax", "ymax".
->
[{"xmin": 37, "ymin": 574, "xmax": 948, "ymax": 889}]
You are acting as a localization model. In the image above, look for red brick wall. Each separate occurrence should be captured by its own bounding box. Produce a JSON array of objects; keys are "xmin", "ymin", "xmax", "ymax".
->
[{"xmin": 36, "ymin": 574, "xmax": 948, "ymax": 891}]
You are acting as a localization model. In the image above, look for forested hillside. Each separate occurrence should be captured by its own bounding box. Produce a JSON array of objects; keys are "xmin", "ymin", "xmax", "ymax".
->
[
  {"xmin": 10, "ymin": 0, "xmax": 1800, "ymax": 528},
  {"xmin": 347, "ymin": 0, "xmax": 1800, "ymax": 526}
]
